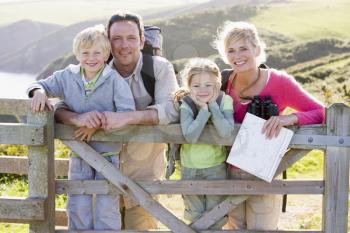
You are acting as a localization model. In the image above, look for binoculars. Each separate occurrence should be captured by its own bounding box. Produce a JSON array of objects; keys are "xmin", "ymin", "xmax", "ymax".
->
[{"xmin": 247, "ymin": 95, "xmax": 279, "ymax": 120}]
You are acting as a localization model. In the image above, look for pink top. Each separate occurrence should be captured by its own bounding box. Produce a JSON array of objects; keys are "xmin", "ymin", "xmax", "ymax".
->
[{"xmin": 226, "ymin": 69, "xmax": 325, "ymax": 124}]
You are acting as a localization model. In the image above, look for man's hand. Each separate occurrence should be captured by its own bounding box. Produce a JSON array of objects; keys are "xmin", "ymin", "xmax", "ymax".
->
[
  {"xmin": 74, "ymin": 127, "xmax": 98, "ymax": 141},
  {"xmin": 71, "ymin": 111, "xmax": 106, "ymax": 128},
  {"xmin": 31, "ymin": 89, "xmax": 53, "ymax": 112},
  {"xmin": 102, "ymin": 111, "xmax": 131, "ymax": 131}
]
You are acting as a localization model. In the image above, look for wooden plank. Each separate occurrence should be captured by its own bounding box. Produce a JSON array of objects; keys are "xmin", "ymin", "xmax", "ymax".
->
[
  {"xmin": 0, "ymin": 123, "xmax": 44, "ymax": 145},
  {"xmin": 323, "ymin": 103, "xmax": 350, "ymax": 233},
  {"xmin": 0, "ymin": 197, "xmax": 45, "ymax": 222},
  {"xmin": 0, "ymin": 156, "xmax": 68, "ymax": 176},
  {"xmin": 56, "ymin": 179, "xmax": 324, "ymax": 195},
  {"xmin": 275, "ymin": 149, "xmax": 312, "ymax": 177},
  {"xmin": 28, "ymin": 111, "xmax": 55, "ymax": 233},
  {"xmin": 62, "ymin": 140, "xmax": 197, "ymax": 233},
  {"xmin": 55, "ymin": 209, "xmax": 67, "ymax": 226},
  {"xmin": 55, "ymin": 230, "xmax": 323, "ymax": 233},
  {"xmin": 0, "ymin": 98, "xmax": 31, "ymax": 115},
  {"xmin": 55, "ymin": 123, "xmax": 326, "ymax": 149},
  {"xmin": 191, "ymin": 196, "xmax": 248, "ymax": 230}
]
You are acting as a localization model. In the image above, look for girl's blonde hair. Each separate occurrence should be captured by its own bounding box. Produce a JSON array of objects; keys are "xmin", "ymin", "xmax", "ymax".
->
[
  {"xmin": 174, "ymin": 58, "xmax": 221, "ymax": 105},
  {"xmin": 212, "ymin": 21, "xmax": 266, "ymax": 64},
  {"xmin": 73, "ymin": 24, "xmax": 111, "ymax": 61}
]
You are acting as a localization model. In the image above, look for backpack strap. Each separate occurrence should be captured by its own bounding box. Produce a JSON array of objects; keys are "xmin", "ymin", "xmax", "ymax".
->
[
  {"xmin": 221, "ymin": 69, "xmax": 233, "ymax": 92},
  {"xmin": 220, "ymin": 64, "xmax": 269, "ymax": 92},
  {"xmin": 182, "ymin": 95, "xmax": 198, "ymax": 117},
  {"xmin": 141, "ymin": 53, "xmax": 155, "ymax": 100}
]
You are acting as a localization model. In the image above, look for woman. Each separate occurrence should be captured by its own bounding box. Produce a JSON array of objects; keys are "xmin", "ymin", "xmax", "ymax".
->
[{"xmin": 213, "ymin": 21, "xmax": 325, "ymax": 230}]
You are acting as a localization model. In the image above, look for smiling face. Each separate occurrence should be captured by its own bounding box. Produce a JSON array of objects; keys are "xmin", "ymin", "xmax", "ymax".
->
[
  {"xmin": 226, "ymin": 38, "xmax": 260, "ymax": 73},
  {"xmin": 77, "ymin": 44, "xmax": 106, "ymax": 80},
  {"xmin": 109, "ymin": 20, "xmax": 145, "ymax": 75},
  {"xmin": 189, "ymin": 72, "xmax": 217, "ymax": 103}
]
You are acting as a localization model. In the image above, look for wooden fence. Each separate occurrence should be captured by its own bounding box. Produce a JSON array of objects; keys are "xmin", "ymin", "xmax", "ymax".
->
[{"xmin": 0, "ymin": 98, "xmax": 349, "ymax": 233}]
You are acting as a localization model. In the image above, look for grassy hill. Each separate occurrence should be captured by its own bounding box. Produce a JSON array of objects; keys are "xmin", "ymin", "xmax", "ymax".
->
[
  {"xmin": 0, "ymin": 19, "xmax": 103, "ymax": 74},
  {"xmin": 250, "ymin": 0, "xmax": 350, "ymax": 40},
  {"xmin": 0, "ymin": 20, "xmax": 62, "ymax": 57},
  {"xmin": 0, "ymin": 0, "xmax": 208, "ymax": 26}
]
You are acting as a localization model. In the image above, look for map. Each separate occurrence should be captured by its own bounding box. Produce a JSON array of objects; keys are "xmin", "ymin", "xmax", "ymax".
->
[{"xmin": 226, "ymin": 113, "xmax": 294, "ymax": 182}]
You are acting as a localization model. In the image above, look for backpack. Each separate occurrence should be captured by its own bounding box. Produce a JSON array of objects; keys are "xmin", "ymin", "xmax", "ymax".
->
[{"xmin": 140, "ymin": 25, "xmax": 163, "ymax": 102}]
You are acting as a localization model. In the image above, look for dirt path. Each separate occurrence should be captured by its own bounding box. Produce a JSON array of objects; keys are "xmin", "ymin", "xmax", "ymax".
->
[{"xmin": 159, "ymin": 194, "xmax": 323, "ymax": 230}]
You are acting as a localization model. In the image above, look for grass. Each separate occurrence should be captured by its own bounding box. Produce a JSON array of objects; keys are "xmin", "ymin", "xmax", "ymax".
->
[{"xmin": 250, "ymin": 0, "xmax": 350, "ymax": 40}]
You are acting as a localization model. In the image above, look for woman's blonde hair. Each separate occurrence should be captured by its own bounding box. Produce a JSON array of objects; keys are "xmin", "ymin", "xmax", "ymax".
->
[
  {"xmin": 73, "ymin": 24, "xmax": 111, "ymax": 61},
  {"xmin": 212, "ymin": 21, "xmax": 266, "ymax": 64},
  {"xmin": 173, "ymin": 58, "xmax": 221, "ymax": 105}
]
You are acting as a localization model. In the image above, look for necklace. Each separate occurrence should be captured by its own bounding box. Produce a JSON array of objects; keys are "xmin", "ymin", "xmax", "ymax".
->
[{"xmin": 231, "ymin": 68, "xmax": 261, "ymax": 102}]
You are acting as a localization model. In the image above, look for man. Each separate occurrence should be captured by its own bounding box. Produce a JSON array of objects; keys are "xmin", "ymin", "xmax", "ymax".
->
[{"xmin": 55, "ymin": 11, "xmax": 179, "ymax": 230}]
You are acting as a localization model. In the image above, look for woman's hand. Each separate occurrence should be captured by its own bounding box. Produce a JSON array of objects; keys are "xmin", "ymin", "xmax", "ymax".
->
[
  {"xmin": 74, "ymin": 127, "xmax": 98, "ymax": 141},
  {"xmin": 262, "ymin": 114, "xmax": 298, "ymax": 139}
]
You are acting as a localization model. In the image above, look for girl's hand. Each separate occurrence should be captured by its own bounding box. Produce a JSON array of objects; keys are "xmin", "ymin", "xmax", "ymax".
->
[
  {"xmin": 262, "ymin": 114, "xmax": 298, "ymax": 139},
  {"xmin": 31, "ymin": 89, "xmax": 53, "ymax": 112},
  {"xmin": 208, "ymin": 82, "xmax": 221, "ymax": 104},
  {"xmin": 74, "ymin": 127, "xmax": 98, "ymax": 141},
  {"xmin": 190, "ymin": 92, "xmax": 208, "ymax": 110}
]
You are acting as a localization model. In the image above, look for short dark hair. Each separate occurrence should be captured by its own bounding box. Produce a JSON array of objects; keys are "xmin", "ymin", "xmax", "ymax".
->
[{"xmin": 107, "ymin": 11, "xmax": 144, "ymax": 39}]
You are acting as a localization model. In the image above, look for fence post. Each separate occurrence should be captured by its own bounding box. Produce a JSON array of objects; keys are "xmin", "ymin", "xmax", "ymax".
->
[
  {"xmin": 27, "ymin": 110, "xmax": 55, "ymax": 233},
  {"xmin": 323, "ymin": 103, "xmax": 350, "ymax": 233}
]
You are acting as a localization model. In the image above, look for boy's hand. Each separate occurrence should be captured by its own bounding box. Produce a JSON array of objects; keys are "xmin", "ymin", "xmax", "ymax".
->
[
  {"xmin": 71, "ymin": 111, "xmax": 106, "ymax": 128},
  {"xmin": 74, "ymin": 127, "xmax": 98, "ymax": 141},
  {"xmin": 31, "ymin": 89, "xmax": 53, "ymax": 112}
]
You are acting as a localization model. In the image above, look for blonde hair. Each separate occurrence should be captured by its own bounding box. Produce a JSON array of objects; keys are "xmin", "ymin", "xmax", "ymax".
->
[
  {"xmin": 73, "ymin": 24, "xmax": 111, "ymax": 61},
  {"xmin": 174, "ymin": 58, "xmax": 221, "ymax": 104},
  {"xmin": 213, "ymin": 21, "xmax": 266, "ymax": 64}
]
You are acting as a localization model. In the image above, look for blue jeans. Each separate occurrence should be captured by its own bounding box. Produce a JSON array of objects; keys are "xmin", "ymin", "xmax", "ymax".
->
[
  {"xmin": 181, "ymin": 163, "xmax": 228, "ymax": 229},
  {"xmin": 67, "ymin": 155, "xmax": 121, "ymax": 230}
]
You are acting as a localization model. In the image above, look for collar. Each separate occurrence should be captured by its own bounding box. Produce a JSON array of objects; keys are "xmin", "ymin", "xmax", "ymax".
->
[
  {"xmin": 109, "ymin": 53, "xmax": 143, "ymax": 81},
  {"xmin": 68, "ymin": 63, "xmax": 113, "ymax": 77}
]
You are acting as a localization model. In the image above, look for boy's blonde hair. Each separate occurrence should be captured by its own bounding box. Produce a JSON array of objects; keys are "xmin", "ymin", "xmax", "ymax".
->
[
  {"xmin": 73, "ymin": 24, "xmax": 111, "ymax": 61},
  {"xmin": 174, "ymin": 58, "xmax": 221, "ymax": 104},
  {"xmin": 213, "ymin": 21, "xmax": 266, "ymax": 65}
]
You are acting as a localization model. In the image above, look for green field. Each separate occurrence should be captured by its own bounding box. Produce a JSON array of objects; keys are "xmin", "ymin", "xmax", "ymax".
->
[{"xmin": 250, "ymin": 0, "xmax": 350, "ymax": 40}]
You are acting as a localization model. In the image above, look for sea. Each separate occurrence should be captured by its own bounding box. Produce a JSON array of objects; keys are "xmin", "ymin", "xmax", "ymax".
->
[{"xmin": 0, "ymin": 71, "xmax": 36, "ymax": 99}]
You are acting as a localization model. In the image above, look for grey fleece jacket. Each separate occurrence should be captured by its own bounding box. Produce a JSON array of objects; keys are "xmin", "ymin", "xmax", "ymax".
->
[{"xmin": 27, "ymin": 64, "xmax": 135, "ymax": 154}]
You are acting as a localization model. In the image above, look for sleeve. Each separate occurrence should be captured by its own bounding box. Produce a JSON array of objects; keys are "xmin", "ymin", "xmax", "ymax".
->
[
  {"xmin": 280, "ymin": 73, "xmax": 325, "ymax": 125},
  {"xmin": 27, "ymin": 70, "xmax": 65, "ymax": 99},
  {"xmin": 180, "ymin": 101, "xmax": 211, "ymax": 144},
  {"xmin": 113, "ymin": 76, "xmax": 136, "ymax": 112},
  {"xmin": 208, "ymin": 94, "xmax": 235, "ymax": 138},
  {"xmin": 146, "ymin": 57, "xmax": 179, "ymax": 124}
]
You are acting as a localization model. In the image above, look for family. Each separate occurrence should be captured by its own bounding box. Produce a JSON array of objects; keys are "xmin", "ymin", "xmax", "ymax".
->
[{"xmin": 27, "ymin": 11, "xmax": 325, "ymax": 231}]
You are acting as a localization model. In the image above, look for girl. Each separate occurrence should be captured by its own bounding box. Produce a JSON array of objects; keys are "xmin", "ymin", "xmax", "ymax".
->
[
  {"xmin": 213, "ymin": 21, "xmax": 325, "ymax": 230},
  {"xmin": 174, "ymin": 58, "xmax": 234, "ymax": 229}
]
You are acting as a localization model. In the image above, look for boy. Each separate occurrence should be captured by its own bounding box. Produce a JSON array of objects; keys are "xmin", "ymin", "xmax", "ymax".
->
[{"xmin": 27, "ymin": 24, "xmax": 135, "ymax": 230}]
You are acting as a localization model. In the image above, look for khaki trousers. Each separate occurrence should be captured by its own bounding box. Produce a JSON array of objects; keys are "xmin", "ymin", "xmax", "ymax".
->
[
  {"xmin": 224, "ymin": 169, "xmax": 281, "ymax": 230},
  {"xmin": 123, "ymin": 205, "xmax": 158, "ymax": 230}
]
